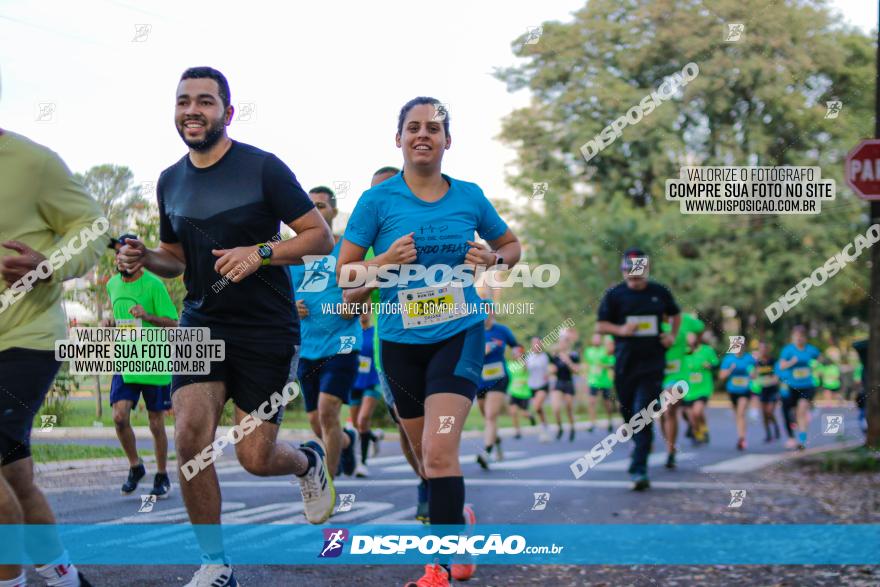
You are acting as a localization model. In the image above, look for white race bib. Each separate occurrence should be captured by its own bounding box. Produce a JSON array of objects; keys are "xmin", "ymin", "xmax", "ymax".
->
[
  {"xmin": 482, "ymin": 361, "xmax": 505, "ymax": 381},
  {"xmin": 116, "ymin": 318, "xmax": 142, "ymax": 329},
  {"xmin": 689, "ymin": 372, "xmax": 703, "ymax": 384},
  {"xmin": 731, "ymin": 376, "xmax": 749, "ymax": 388},
  {"xmin": 665, "ymin": 359, "xmax": 681, "ymax": 374},
  {"xmin": 358, "ymin": 357, "xmax": 372, "ymax": 374},
  {"xmin": 626, "ymin": 315, "xmax": 658, "ymax": 336},
  {"xmin": 398, "ymin": 284, "xmax": 466, "ymax": 329}
]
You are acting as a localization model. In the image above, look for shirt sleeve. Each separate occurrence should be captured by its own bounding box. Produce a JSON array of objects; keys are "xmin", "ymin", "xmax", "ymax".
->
[
  {"xmin": 152, "ymin": 277, "xmax": 179, "ymax": 320},
  {"xmin": 36, "ymin": 149, "xmax": 107, "ymax": 282},
  {"xmin": 504, "ymin": 325, "xmax": 519, "ymax": 348},
  {"xmin": 343, "ymin": 192, "xmax": 380, "ymax": 249},
  {"xmin": 661, "ymin": 284, "xmax": 681, "ymax": 316},
  {"xmin": 597, "ymin": 288, "xmax": 617, "ymax": 323},
  {"xmin": 780, "ymin": 346, "xmax": 793, "ymax": 361},
  {"xmin": 721, "ymin": 355, "xmax": 733, "ymax": 370},
  {"xmin": 262, "ymin": 155, "xmax": 315, "ymax": 225},
  {"xmin": 475, "ymin": 188, "xmax": 508, "ymax": 242},
  {"xmin": 157, "ymin": 173, "xmax": 179, "ymax": 244}
]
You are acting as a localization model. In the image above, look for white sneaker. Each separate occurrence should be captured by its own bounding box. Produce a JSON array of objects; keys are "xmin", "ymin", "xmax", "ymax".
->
[
  {"xmin": 355, "ymin": 462, "xmax": 369, "ymax": 477},
  {"xmin": 538, "ymin": 431, "xmax": 550, "ymax": 443},
  {"xmin": 371, "ymin": 429, "xmax": 384, "ymax": 457},
  {"xmin": 297, "ymin": 440, "xmax": 335, "ymax": 524},
  {"xmin": 184, "ymin": 563, "xmax": 238, "ymax": 587}
]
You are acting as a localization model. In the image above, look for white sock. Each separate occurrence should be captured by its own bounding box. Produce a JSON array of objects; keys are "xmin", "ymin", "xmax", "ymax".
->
[
  {"xmin": 0, "ymin": 572, "xmax": 27, "ymax": 587},
  {"xmin": 35, "ymin": 551, "xmax": 79, "ymax": 587}
]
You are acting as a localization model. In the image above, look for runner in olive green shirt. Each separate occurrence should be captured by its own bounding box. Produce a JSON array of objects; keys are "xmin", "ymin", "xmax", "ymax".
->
[{"xmin": 0, "ymin": 129, "xmax": 102, "ymax": 587}]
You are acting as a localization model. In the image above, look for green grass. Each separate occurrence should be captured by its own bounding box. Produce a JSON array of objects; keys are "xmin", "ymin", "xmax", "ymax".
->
[
  {"xmin": 31, "ymin": 443, "xmax": 153, "ymax": 463},
  {"xmin": 817, "ymin": 446, "xmax": 880, "ymax": 473},
  {"xmin": 37, "ymin": 393, "xmax": 615, "ymax": 432}
]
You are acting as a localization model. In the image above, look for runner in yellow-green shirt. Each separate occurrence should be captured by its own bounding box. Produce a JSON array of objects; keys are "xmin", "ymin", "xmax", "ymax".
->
[
  {"xmin": 660, "ymin": 312, "xmax": 704, "ymax": 468},
  {"xmin": 583, "ymin": 333, "xmax": 616, "ymax": 433},
  {"xmin": 681, "ymin": 332, "xmax": 718, "ymax": 445},
  {"xmin": 506, "ymin": 357, "xmax": 534, "ymax": 439}
]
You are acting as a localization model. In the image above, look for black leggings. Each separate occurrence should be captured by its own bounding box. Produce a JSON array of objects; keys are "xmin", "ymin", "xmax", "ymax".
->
[{"xmin": 780, "ymin": 393, "xmax": 797, "ymax": 438}]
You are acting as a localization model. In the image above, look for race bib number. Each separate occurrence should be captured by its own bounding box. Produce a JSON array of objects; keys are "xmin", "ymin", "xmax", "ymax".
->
[
  {"xmin": 626, "ymin": 315, "xmax": 658, "ymax": 336},
  {"xmin": 399, "ymin": 285, "xmax": 466, "ymax": 329},
  {"xmin": 731, "ymin": 376, "xmax": 749, "ymax": 388},
  {"xmin": 759, "ymin": 374, "xmax": 778, "ymax": 387},
  {"xmin": 116, "ymin": 318, "xmax": 142, "ymax": 329},
  {"xmin": 792, "ymin": 367, "xmax": 811, "ymax": 380},
  {"xmin": 689, "ymin": 372, "xmax": 703, "ymax": 384},
  {"xmin": 665, "ymin": 359, "xmax": 681, "ymax": 374},
  {"xmin": 358, "ymin": 357, "xmax": 372, "ymax": 374},
  {"xmin": 482, "ymin": 361, "xmax": 505, "ymax": 381}
]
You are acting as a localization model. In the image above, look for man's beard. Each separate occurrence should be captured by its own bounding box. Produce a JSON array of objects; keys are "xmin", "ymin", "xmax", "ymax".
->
[{"xmin": 177, "ymin": 115, "xmax": 226, "ymax": 152}]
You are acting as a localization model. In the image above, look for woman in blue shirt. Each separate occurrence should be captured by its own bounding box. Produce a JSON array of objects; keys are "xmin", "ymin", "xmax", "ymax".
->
[
  {"xmin": 778, "ymin": 325, "xmax": 821, "ymax": 450},
  {"xmin": 337, "ymin": 97, "xmax": 521, "ymax": 587},
  {"xmin": 720, "ymin": 345, "xmax": 756, "ymax": 450}
]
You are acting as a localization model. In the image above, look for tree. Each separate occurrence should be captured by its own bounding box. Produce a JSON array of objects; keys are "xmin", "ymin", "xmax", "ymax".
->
[
  {"xmin": 68, "ymin": 165, "xmax": 147, "ymax": 417},
  {"xmin": 494, "ymin": 0, "xmax": 873, "ymax": 347}
]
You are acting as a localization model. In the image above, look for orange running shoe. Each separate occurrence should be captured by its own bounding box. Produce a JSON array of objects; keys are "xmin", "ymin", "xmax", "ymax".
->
[
  {"xmin": 451, "ymin": 504, "xmax": 477, "ymax": 581},
  {"xmin": 404, "ymin": 564, "xmax": 449, "ymax": 587}
]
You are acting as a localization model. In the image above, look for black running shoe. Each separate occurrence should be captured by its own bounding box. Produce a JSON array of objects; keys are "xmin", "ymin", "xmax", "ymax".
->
[
  {"xmin": 555, "ymin": 427, "xmax": 563, "ymax": 440},
  {"xmin": 121, "ymin": 462, "xmax": 146, "ymax": 495},
  {"xmin": 475, "ymin": 451, "xmax": 490, "ymax": 470},
  {"xmin": 529, "ymin": 414, "xmax": 537, "ymax": 426},
  {"xmin": 150, "ymin": 472, "xmax": 172, "ymax": 499},
  {"xmin": 665, "ymin": 451, "xmax": 676, "ymax": 469},
  {"xmin": 632, "ymin": 474, "xmax": 650, "ymax": 491},
  {"xmin": 569, "ymin": 428, "xmax": 575, "ymax": 442},
  {"xmin": 341, "ymin": 428, "xmax": 358, "ymax": 476},
  {"xmin": 78, "ymin": 571, "xmax": 94, "ymax": 587}
]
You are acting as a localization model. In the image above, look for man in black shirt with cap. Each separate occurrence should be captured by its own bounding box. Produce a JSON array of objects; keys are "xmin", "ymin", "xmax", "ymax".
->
[{"xmin": 597, "ymin": 248, "xmax": 681, "ymax": 490}]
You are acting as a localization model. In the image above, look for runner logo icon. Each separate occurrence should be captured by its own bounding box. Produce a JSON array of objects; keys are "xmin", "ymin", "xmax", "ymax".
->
[
  {"xmin": 138, "ymin": 495, "xmax": 157, "ymax": 513},
  {"xmin": 40, "ymin": 415, "xmax": 57, "ymax": 430},
  {"xmin": 319, "ymin": 529, "xmax": 348, "ymax": 558},
  {"xmin": 339, "ymin": 336, "xmax": 357, "ymax": 354},
  {"xmin": 298, "ymin": 255, "xmax": 336, "ymax": 293},
  {"xmin": 437, "ymin": 416, "xmax": 455, "ymax": 434},
  {"xmin": 337, "ymin": 494, "xmax": 356, "ymax": 513},
  {"xmin": 727, "ymin": 336, "xmax": 745, "ymax": 354},
  {"xmin": 728, "ymin": 490, "xmax": 746, "ymax": 508},
  {"xmin": 823, "ymin": 414, "xmax": 843, "ymax": 435},
  {"xmin": 531, "ymin": 492, "xmax": 550, "ymax": 511},
  {"xmin": 628, "ymin": 257, "xmax": 647, "ymax": 276}
]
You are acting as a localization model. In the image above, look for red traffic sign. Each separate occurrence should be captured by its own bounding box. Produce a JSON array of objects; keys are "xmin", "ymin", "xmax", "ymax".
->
[{"xmin": 846, "ymin": 139, "xmax": 880, "ymax": 200}]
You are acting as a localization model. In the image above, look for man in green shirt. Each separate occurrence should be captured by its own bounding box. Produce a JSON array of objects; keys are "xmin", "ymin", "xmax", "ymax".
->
[
  {"xmin": 106, "ymin": 234, "xmax": 179, "ymax": 499},
  {"xmin": 0, "ymin": 129, "xmax": 103, "ymax": 587},
  {"xmin": 584, "ymin": 334, "xmax": 616, "ymax": 433},
  {"xmin": 660, "ymin": 312, "xmax": 704, "ymax": 467}
]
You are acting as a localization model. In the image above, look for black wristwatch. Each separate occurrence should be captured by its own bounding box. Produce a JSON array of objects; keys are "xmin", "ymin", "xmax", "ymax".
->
[
  {"xmin": 257, "ymin": 243, "xmax": 273, "ymax": 266},
  {"xmin": 494, "ymin": 252, "xmax": 505, "ymax": 267}
]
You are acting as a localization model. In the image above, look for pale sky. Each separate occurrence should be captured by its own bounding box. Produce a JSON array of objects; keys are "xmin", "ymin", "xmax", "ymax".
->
[{"xmin": 1, "ymin": 0, "xmax": 876, "ymax": 218}]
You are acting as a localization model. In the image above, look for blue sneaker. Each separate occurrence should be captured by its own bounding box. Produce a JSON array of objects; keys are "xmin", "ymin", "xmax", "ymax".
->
[{"xmin": 340, "ymin": 428, "xmax": 358, "ymax": 476}]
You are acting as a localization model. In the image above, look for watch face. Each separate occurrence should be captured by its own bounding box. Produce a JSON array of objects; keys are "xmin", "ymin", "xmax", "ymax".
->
[{"xmin": 258, "ymin": 244, "xmax": 272, "ymax": 258}]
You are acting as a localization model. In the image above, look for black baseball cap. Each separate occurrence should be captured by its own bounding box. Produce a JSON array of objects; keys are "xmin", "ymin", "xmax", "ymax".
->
[
  {"xmin": 108, "ymin": 233, "xmax": 138, "ymax": 249},
  {"xmin": 620, "ymin": 247, "xmax": 648, "ymax": 271}
]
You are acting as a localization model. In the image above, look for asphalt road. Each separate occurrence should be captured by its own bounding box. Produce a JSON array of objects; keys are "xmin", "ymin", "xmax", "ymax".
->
[{"xmin": 29, "ymin": 404, "xmax": 867, "ymax": 586}]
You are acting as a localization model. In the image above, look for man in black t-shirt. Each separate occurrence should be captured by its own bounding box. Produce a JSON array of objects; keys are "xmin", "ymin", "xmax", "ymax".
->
[
  {"xmin": 597, "ymin": 248, "xmax": 681, "ymax": 491},
  {"xmin": 118, "ymin": 67, "xmax": 336, "ymax": 587}
]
